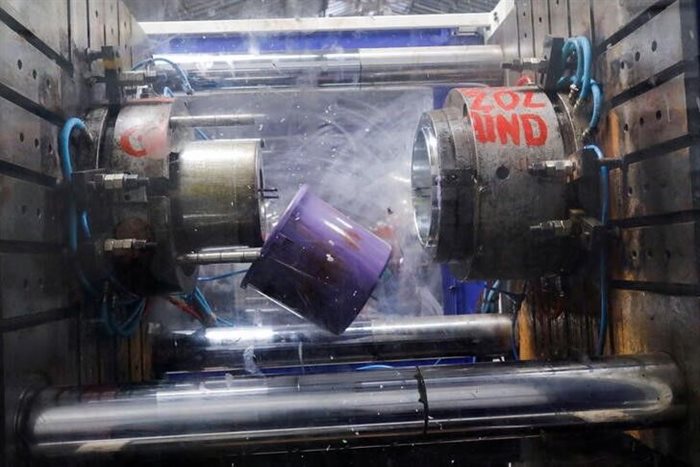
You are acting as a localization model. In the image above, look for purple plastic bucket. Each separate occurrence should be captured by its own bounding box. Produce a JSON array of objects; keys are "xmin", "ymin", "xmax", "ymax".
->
[{"xmin": 241, "ymin": 185, "xmax": 392, "ymax": 334}]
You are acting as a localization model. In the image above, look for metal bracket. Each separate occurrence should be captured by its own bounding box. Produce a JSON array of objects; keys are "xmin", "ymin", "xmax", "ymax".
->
[{"xmin": 528, "ymin": 160, "xmax": 575, "ymax": 178}]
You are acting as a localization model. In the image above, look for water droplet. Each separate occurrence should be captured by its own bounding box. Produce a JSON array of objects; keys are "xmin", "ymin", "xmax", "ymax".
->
[{"xmin": 326, "ymin": 254, "xmax": 335, "ymax": 262}]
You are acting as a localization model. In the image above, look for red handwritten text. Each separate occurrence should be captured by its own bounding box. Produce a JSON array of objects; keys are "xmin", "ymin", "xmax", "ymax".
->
[{"xmin": 459, "ymin": 88, "xmax": 549, "ymax": 147}]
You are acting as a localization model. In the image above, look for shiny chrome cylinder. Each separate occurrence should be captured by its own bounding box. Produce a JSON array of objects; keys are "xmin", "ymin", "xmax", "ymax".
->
[
  {"xmin": 172, "ymin": 139, "xmax": 265, "ymax": 251},
  {"xmin": 358, "ymin": 46, "xmax": 504, "ymax": 85},
  {"xmin": 411, "ymin": 87, "xmax": 578, "ymax": 279},
  {"xmin": 22, "ymin": 355, "xmax": 684, "ymax": 457},
  {"xmin": 157, "ymin": 45, "xmax": 504, "ymax": 89},
  {"xmin": 176, "ymin": 247, "xmax": 262, "ymax": 265},
  {"xmin": 154, "ymin": 314, "xmax": 513, "ymax": 373},
  {"xmin": 169, "ymin": 114, "xmax": 263, "ymax": 127}
]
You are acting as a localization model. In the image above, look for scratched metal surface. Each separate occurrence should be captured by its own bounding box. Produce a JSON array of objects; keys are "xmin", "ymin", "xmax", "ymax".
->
[{"xmin": 0, "ymin": 0, "xmax": 151, "ymax": 464}]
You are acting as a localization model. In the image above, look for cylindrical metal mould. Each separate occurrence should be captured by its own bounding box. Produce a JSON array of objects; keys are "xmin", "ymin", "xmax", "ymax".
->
[
  {"xmin": 242, "ymin": 185, "xmax": 392, "ymax": 335},
  {"xmin": 172, "ymin": 139, "xmax": 265, "ymax": 251},
  {"xmin": 154, "ymin": 314, "xmax": 513, "ymax": 373},
  {"xmin": 411, "ymin": 87, "xmax": 578, "ymax": 279},
  {"xmin": 156, "ymin": 45, "xmax": 503, "ymax": 89},
  {"xmin": 21, "ymin": 354, "xmax": 685, "ymax": 458}
]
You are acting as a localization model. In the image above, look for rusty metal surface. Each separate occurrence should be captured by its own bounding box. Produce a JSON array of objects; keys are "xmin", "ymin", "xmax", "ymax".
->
[
  {"xmin": 612, "ymin": 222, "xmax": 698, "ymax": 285},
  {"xmin": 591, "ymin": 0, "xmax": 660, "ymax": 46},
  {"xmin": 597, "ymin": 1, "xmax": 683, "ymax": 99},
  {"xmin": 601, "ymin": 74, "xmax": 689, "ymax": 158},
  {"xmin": 610, "ymin": 148, "xmax": 694, "ymax": 219},
  {"xmin": 610, "ymin": 290, "xmax": 700, "ymax": 464},
  {"xmin": 488, "ymin": 0, "xmax": 699, "ymax": 461}
]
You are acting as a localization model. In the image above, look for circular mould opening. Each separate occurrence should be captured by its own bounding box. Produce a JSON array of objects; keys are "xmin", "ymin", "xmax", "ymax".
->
[
  {"xmin": 496, "ymin": 165, "xmax": 510, "ymax": 180},
  {"xmin": 411, "ymin": 120, "xmax": 438, "ymax": 248}
]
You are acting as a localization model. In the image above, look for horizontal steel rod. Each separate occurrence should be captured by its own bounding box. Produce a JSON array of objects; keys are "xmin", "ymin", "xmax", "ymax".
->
[
  {"xmin": 156, "ymin": 45, "xmax": 504, "ymax": 89},
  {"xmin": 170, "ymin": 114, "xmax": 264, "ymax": 127},
  {"xmin": 22, "ymin": 354, "xmax": 684, "ymax": 457},
  {"xmin": 177, "ymin": 248, "xmax": 262, "ymax": 264},
  {"xmin": 140, "ymin": 13, "xmax": 492, "ymax": 35},
  {"xmin": 155, "ymin": 314, "xmax": 514, "ymax": 373}
]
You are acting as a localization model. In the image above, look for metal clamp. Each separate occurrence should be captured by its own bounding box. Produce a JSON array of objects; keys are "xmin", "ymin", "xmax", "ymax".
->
[
  {"xmin": 528, "ymin": 160, "xmax": 575, "ymax": 178},
  {"xmin": 104, "ymin": 238, "xmax": 155, "ymax": 253},
  {"xmin": 91, "ymin": 173, "xmax": 149, "ymax": 191},
  {"xmin": 529, "ymin": 219, "xmax": 573, "ymax": 239}
]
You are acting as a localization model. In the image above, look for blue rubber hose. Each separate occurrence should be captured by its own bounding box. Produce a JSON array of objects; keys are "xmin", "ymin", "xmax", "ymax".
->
[
  {"xmin": 564, "ymin": 37, "xmax": 583, "ymax": 89},
  {"xmin": 588, "ymin": 79, "xmax": 603, "ymax": 131},
  {"xmin": 576, "ymin": 36, "xmax": 593, "ymax": 102},
  {"xmin": 59, "ymin": 118, "xmax": 88, "ymax": 254},
  {"xmin": 584, "ymin": 145, "xmax": 609, "ymax": 356}
]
